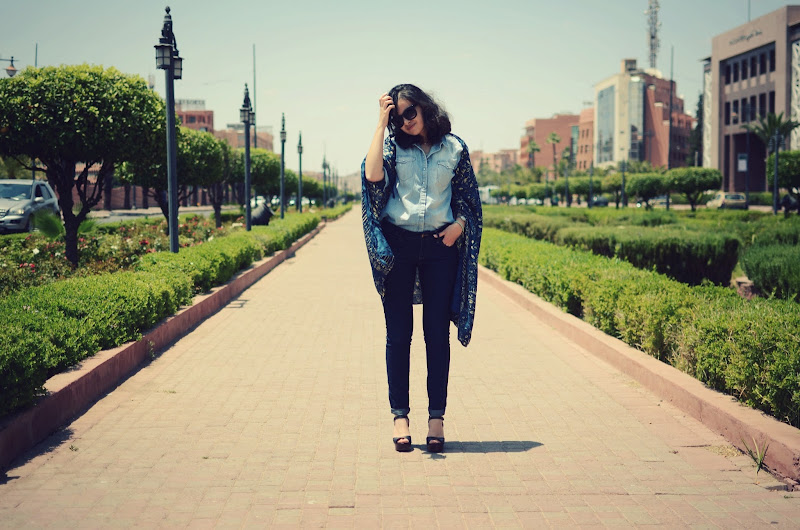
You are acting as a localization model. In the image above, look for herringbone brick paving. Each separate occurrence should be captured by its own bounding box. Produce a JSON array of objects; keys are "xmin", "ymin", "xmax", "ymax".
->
[{"xmin": 1, "ymin": 209, "xmax": 798, "ymax": 528}]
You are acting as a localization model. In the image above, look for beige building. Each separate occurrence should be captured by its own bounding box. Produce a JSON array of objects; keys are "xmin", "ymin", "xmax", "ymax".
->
[
  {"xmin": 470, "ymin": 149, "xmax": 519, "ymax": 173},
  {"xmin": 703, "ymin": 5, "xmax": 800, "ymax": 191},
  {"xmin": 594, "ymin": 59, "xmax": 693, "ymax": 170},
  {"xmin": 214, "ymin": 124, "xmax": 274, "ymax": 151}
]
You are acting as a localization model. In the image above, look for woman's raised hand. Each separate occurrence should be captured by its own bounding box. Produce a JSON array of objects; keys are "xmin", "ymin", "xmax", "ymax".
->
[{"xmin": 378, "ymin": 93, "xmax": 395, "ymax": 129}]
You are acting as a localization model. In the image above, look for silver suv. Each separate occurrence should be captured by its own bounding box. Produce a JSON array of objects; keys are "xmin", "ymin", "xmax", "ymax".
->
[{"xmin": 0, "ymin": 179, "xmax": 61, "ymax": 233}]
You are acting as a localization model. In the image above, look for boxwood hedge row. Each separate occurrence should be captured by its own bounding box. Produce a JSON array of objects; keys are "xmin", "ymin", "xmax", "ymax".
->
[
  {"xmin": 740, "ymin": 244, "xmax": 800, "ymax": 302},
  {"xmin": 484, "ymin": 210, "xmax": 740, "ymax": 285},
  {"xmin": 480, "ymin": 228, "xmax": 800, "ymax": 427},
  {"xmin": 555, "ymin": 226, "xmax": 740, "ymax": 285},
  {"xmin": 0, "ymin": 211, "xmax": 327, "ymax": 418}
]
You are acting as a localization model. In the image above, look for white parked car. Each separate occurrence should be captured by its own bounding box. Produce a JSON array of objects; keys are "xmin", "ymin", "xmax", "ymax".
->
[{"xmin": 0, "ymin": 179, "xmax": 61, "ymax": 233}]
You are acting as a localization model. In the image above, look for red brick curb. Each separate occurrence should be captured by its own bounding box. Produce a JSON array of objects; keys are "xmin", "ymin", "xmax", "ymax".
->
[
  {"xmin": 479, "ymin": 266, "xmax": 800, "ymax": 486},
  {"xmin": 0, "ymin": 223, "xmax": 325, "ymax": 471}
]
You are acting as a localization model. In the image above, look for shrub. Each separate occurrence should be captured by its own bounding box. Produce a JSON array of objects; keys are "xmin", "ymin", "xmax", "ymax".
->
[
  {"xmin": 0, "ymin": 210, "xmax": 330, "ymax": 418},
  {"xmin": 740, "ymin": 244, "xmax": 800, "ymax": 302},
  {"xmin": 480, "ymin": 228, "xmax": 800, "ymax": 427}
]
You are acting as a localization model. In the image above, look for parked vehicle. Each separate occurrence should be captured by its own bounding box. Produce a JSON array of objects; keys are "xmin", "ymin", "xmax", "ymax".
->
[
  {"xmin": 0, "ymin": 179, "xmax": 61, "ymax": 233},
  {"xmin": 589, "ymin": 196, "xmax": 609, "ymax": 207},
  {"xmin": 706, "ymin": 192, "xmax": 747, "ymax": 210}
]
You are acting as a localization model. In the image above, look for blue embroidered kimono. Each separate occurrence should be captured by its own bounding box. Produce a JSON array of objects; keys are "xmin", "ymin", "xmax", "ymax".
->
[{"xmin": 361, "ymin": 133, "xmax": 482, "ymax": 347}]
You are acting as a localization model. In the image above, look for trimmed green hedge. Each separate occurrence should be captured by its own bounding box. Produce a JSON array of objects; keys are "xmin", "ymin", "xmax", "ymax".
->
[
  {"xmin": 740, "ymin": 244, "xmax": 800, "ymax": 302},
  {"xmin": 480, "ymin": 228, "xmax": 800, "ymax": 427},
  {"xmin": 484, "ymin": 209, "xmax": 740, "ymax": 285},
  {"xmin": 0, "ymin": 211, "xmax": 330, "ymax": 418},
  {"xmin": 555, "ymin": 226, "xmax": 740, "ymax": 285}
]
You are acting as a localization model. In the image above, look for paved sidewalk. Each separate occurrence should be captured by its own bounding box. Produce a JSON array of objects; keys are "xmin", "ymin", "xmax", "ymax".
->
[{"xmin": 1, "ymin": 209, "xmax": 799, "ymax": 528}]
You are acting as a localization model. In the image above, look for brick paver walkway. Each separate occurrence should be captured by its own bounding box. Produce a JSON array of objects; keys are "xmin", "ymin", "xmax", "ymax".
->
[{"xmin": 1, "ymin": 209, "xmax": 799, "ymax": 528}]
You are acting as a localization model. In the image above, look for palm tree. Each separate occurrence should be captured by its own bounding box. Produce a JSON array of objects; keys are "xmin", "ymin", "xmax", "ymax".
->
[
  {"xmin": 546, "ymin": 133, "xmax": 561, "ymax": 203},
  {"xmin": 527, "ymin": 140, "xmax": 540, "ymax": 170},
  {"xmin": 743, "ymin": 112, "xmax": 800, "ymax": 212},
  {"xmin": 742, "ymin": 112, "xmax": 800, "ymax": 153}
]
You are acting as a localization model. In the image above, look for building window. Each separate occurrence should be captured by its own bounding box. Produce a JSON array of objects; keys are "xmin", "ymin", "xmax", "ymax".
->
[
  {"xmin": 769, "ymin": 49, "xmax": 775, "ymax": 72},
  {"xmin": 725, "ymin": 64, "xmax": 731, "ymax": 84},
  {"xmin": 759, "ymin": 93, "xmax": 766, "ymax": 117},
  {"xmin": 751, "ymin": 56, "xmax": 757, "ymax": 78},
  {"xmin": 187, "ymin": 115, "xmax": 196, "ymax": 123},
  {"xmin": 732, "ymin": 100, "xmax": 739, "ymax": 124},
  {"xmin": 742, "ymin": 59, "xmax": 748, "ymax": 80},
  {"xmin": 760, "ymin": 53, "xmax": 766, "ymax": 75},
  {"xmin": 769, "ymin": 90, "xmax": 775, "ymax": 113},
  {"xmin": 749, "ymin": 95, "xmax": 756, "ymax": 121},
  {"xmin": 725, "ymin": 101, "xmax": 731, "ymax": 125},
  {"xmin": 733, "ymin": 62, "xmax": 739, "ymax": 82}
]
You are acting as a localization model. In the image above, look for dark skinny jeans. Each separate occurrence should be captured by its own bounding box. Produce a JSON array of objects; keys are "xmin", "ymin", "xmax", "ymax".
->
[{"xmin": 381, "ymin": 221, "xmax": 458, "ymax": 419}]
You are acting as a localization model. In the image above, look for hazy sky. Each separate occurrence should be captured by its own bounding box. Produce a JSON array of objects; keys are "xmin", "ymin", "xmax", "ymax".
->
[{"xmin": 1, "ymin": 0, "xmax": 792, "ymax": 176}]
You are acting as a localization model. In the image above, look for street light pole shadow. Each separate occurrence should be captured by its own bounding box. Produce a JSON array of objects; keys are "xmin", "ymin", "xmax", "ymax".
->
[{"xmin": 421, "ymin": 440, "xmax": 543, "ymax": 456}]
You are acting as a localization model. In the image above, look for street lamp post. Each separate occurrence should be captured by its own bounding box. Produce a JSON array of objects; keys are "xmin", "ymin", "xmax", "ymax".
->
[
  {"xmin": 154, "ymin": 6, "xmax": 184, "ymax": 253},
  {"xmin": 588, "ymin": 162, "xmax": 594, "ymax": 209},
  {"xmin": 240, "ymin": 84, "xmax": 254, "ymax": 230},
  {"xmin": 322, "ymin": 156, "xmax": 328, "ymax": 207},
  {"xmin": 0, "ymin": 56, "xmax": 17, "ymax": 78},
  {"xmin": 279, "ymin": 114, "xmax": 286, "ymax": 219},
  {"xmin": 297, "ymin": 133, "xmax": 303, "ymax": 212}
]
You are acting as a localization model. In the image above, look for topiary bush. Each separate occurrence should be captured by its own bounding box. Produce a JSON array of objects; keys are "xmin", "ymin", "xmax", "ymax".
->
[
  {"xmin": 740, "ymin": 244, "xmax": 800, "ymax": 302},
  {"xmin": 480, "ymin": 228, "xmax": 800, "ymax": 427}
]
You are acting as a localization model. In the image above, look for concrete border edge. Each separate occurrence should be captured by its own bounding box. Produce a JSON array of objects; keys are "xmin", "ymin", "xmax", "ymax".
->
[
  {"xmin": 0, "ymin": 222, "xmax": 325, "ymax": 471},
  {"xmin": 478, "ymin": 265, "xmax": 800, "ymax": 485}
]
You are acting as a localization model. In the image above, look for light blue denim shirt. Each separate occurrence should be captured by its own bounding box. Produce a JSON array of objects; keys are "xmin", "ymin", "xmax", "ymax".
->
[{"xmin": 380, "ymin": 133, "xmax": 463, "ymax": 232}]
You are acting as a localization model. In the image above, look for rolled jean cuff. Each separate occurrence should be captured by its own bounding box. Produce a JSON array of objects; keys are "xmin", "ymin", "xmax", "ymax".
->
[
  {"xmin": 391, "ymin": 407, "xmax": 410, "ymax": 417},
  {"xmin": 428, "ymin": 408, "xmax": 445, "ymax": 418}
]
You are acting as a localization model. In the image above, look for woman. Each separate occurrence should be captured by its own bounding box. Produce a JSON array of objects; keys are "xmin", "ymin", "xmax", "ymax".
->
[{"xmin": 361, "ymin": 84, "xmax": 482, "ymax": 453}]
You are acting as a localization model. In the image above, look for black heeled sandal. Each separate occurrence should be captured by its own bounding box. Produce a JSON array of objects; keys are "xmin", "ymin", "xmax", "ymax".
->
[
  {"xmin": 426, "ymin": 416, "xmax": 445, "ymax": 453},
  {"xmin": 393, "ymin": 415, "xmax": 412, "ymax": 452}
]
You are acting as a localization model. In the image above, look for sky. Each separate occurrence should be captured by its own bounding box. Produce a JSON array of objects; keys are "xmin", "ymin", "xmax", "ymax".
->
[{"xmin": 1, "ymin": 0, "xmax": 793, "ymax": 179}]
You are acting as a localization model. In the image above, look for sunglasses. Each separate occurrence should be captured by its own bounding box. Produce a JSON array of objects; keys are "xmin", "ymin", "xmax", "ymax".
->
[{"xmin": 393, "ymin": 104, "xmax": 417, "ymax": 128}]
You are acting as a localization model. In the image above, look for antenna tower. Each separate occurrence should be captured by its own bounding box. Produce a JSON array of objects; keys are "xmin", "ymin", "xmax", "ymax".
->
[{"xmin": 646, "ymin": 0, "xmax": 660, "ymax": 69}]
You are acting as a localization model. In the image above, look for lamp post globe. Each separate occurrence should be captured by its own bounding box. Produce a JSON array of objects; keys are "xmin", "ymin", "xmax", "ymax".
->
[
  {"xmin": 154, "ymin": 6, "xmax": 182, "ymax": 253},
  {"xmin": 1, "ymin": 56, "xmax": 17, "ymax": 78}
]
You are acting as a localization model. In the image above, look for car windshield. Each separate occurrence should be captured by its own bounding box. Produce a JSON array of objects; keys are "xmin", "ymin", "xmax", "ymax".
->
[
  {"xmin": 728, "ymin": 194, "xmax": 745, "ymax": 200},
  {"xmin": 0, "ymin": 183, "xmax": 32, "ymax": 200}
]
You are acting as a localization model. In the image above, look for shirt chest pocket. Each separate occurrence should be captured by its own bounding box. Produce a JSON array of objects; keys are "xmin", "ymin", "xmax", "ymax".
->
[
  {"xmin": 434, "ymin": 159, "xmax": 456, "ymax": 193},
  {"xmin": 395, "ymin": 157, "xmax": 414, "ymax": 183}
]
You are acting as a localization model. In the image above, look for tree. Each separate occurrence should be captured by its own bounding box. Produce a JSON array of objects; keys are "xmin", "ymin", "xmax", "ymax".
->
[
  {"xmin": 0, "ymin": 156, "xmax": 29, "ymax": 178},
  {"xmin": 667, "ymin": 167, "xmax": 722, "ymax": 211},
  {"xmin": 602, "ymin": 172, "xmax": 622, "ymax": 207},
  {"xmin": 743, "ymin": 112, "xmax": 800, "ymax": 155},
  {"xmin": 527, "ymin": 140, "xmax": 540, "ymax": 169},
  {"xmin": 626, "ymin": 173, "xmax": 668, "ymax": 209},
  {"xmin": 122, "ymin": 127, "xmax": 224, "ymax": 222},
  {"xmin": 207, "ymin": 138, "xmax": 234, "ymax": 228},
  {"xmin": 568, "ymin": 176, "xmax": 601, "ymax": 203},
  {"xmin": 767, "ymin": 150, "xmax": 800, "ymax": 213},
  {"xmin": 233, "ymin": 148, "xmax": 280, "ymax": 199},
  {"xmin": 687, "ymin": 93, "xmax": 703, "ymax": 166},
  {"xmin": 546, "ymin": 132, "xmax": 561, "ymax": 201},
  {"xmin": 0, "ymin": 64, "xmax": 165, "ymax": 266}
]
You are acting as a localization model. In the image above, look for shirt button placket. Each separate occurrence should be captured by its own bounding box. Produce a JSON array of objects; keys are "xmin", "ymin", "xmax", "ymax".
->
[{"xmin": 419, "ymin": 155, "xmax": 427, "ymax": 231}]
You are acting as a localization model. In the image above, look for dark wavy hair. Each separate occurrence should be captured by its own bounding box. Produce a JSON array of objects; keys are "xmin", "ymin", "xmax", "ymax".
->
[{"xmin": 387, "ymin": 84, "xmax": 451, "ymax": 149}]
